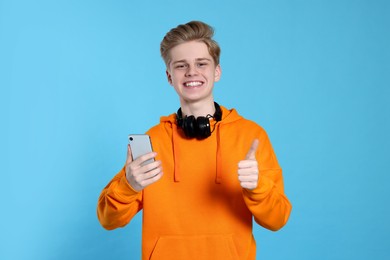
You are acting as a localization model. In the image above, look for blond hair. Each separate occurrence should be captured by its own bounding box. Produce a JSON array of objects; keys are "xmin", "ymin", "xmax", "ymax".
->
[{"xmin": 160, "ymin": 21, "xmax": 221, "ymax": 67}]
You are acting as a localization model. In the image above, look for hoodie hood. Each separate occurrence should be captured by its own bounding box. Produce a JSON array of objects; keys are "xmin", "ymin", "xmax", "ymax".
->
[{"xmin": 159, "ymin": 105, "xmax": 243, "ymax": 183}]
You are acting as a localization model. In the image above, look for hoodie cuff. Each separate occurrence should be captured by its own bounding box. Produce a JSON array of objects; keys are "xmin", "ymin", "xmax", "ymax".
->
[
  {"xmin": 243, "ymin": 174, "xmax": 274, "ymax": 201},
  {"xmin": 117, "ymin": 168, "xmax": 141, "ymax": 197}
]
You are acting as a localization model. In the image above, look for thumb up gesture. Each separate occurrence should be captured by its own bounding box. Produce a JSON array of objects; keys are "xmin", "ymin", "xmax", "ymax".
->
[{"xmin": 237, "ymin": 139, "xmax": 260, "ymax": 190}]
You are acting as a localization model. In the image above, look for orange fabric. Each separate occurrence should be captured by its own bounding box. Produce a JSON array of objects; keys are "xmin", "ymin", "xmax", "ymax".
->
[{"xmin": 97, "ymin": 106, "xmax": 292, "ymax": 259}]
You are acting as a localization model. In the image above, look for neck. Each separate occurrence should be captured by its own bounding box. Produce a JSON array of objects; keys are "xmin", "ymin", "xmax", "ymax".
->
[{"xmin": 179, "ymin": 98, "xmax": 215, "ymax": 118}]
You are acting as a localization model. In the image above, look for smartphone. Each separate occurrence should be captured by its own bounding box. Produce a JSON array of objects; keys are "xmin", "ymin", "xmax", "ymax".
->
[{"xmin": 128, "ymin": 134, "xmax": 155, "ymax": 166}]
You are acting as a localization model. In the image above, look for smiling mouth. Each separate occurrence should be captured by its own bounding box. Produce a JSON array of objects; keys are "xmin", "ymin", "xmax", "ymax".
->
[{"xmin": 184, "ymin": 81, "xmax": 203, "ymax": 87}]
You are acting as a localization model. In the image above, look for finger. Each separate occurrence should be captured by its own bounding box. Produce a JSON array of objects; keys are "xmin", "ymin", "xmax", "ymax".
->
[
  {"xmin": 140, "ymin": 160, "xmax": 162, "ymax": 173},
  {"xmin": 240, "ymin": 181, "xmax": 257, "ymax": 190},
  {"xmin": 238, "ymin": 167, "xmax": 259, "ymax": 176},
  {"xmin": 141, "ymin": 166, "xmax": 163, "ymax": 181},
  {"xmin": 245, "ymin": 139, "xmax": 259, "ymax": 160},
  {"xmin": 133, "ymin": 151, "xmax": 157, "ymax": 166},
  {"xmin": 139, "ymin": 171, "xmax": 163, "ymax": 188},
  {"xmin": 238, "ymin": 174, "xmax": 258, "ymax": 183},
  {"xmin": 135, "ymin": 168, "xmax": 163, "ymax": 188},
  {"xmin": 238, "ymin": 159, "xmax": 258, "ymax": 169}
]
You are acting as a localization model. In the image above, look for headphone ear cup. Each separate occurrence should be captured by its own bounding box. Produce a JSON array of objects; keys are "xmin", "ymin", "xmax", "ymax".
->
[
  {"xmin": 183, "ymin": 115, "xmax": 197, "ymax": 138},
  {"xmin": 196, "ymin": 117, "xmax": 211, "ymax": 138}
]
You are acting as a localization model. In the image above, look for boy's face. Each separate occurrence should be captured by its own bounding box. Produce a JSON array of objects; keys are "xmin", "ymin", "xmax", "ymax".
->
[{"xmin": 166, "ymin": 41, "xmax": 221, "ymax": 104}]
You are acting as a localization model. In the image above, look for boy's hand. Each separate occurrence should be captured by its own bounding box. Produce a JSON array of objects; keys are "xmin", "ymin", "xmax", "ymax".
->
[
  {"xmin": 237, "ymin": 139, "xmax": 259, "ymax": 190},
  {"xmin": 125, "ymin": 145, "xmax": 163, "ymax": 192}
]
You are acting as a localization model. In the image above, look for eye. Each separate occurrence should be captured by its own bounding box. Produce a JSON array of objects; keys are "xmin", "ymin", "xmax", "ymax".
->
[
  {"xmin": 175, "ymin": 63, "xmax": 188, "ymax": 69},
  {"xmin": 197, "ymin": 63, "xmax": 207, "ymax": 67}
]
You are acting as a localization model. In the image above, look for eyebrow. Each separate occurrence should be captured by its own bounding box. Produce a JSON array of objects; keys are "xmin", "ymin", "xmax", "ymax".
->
[{"xmin": 172, "ymin": 58, "xmax": 212, "ymax": 64}]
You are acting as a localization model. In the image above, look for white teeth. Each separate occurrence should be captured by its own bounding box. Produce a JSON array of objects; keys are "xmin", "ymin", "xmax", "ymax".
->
[{"xmin": 185, "ymin": 82, "xmax": 202, "ymax": 87}]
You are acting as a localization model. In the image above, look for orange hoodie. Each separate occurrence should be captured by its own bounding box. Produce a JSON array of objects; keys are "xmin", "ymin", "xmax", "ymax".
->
[{"xmin": 97, "ymin": 106, "xmax": 292, "ymax": 260}]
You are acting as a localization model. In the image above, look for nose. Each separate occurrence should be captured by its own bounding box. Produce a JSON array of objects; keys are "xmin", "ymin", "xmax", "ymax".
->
[{"xmin": 185, "ymin": 64, "xmax": 198, "ymax": 77}]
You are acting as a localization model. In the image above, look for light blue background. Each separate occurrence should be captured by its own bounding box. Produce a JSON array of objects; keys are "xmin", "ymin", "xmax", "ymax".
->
[{"xmin": 1, "ymin": 0, "xmax": 389, "ymax": 259}]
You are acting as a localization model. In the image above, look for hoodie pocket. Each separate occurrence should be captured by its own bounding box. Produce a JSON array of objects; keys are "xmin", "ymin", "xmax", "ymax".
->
[{"xmin": 150, "ymin": 234, "xmax": 239, "ymax": 260}]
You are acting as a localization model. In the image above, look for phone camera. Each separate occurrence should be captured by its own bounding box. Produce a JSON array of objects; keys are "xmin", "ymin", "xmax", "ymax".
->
[{"xmin": 129, "ymin": 137, "xmax": 133, "ymax": 141}]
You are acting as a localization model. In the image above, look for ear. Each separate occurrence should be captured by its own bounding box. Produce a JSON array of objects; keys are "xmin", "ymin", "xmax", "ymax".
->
[
  {"xmin": 214, "ymin": 64, "xmax": 222, "ymax": 82},
  {"xmin": 166, "ymin": 70, "xmax": 173, "ymax": 86}
]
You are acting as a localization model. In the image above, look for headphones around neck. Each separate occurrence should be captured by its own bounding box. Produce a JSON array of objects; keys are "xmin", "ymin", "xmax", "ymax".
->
[{"xmin": 176, "ymin": 102, "xmax": 222, "ymax": 139}]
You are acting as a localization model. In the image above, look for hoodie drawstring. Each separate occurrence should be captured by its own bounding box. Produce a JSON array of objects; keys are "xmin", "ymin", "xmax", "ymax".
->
[
  {"xmin": 172, "ymin": 123, "xmax": 181, "ymax": 182},
  {"xmin": 215, "ymin": 124, "xmax": 222, "ymax": 184}
]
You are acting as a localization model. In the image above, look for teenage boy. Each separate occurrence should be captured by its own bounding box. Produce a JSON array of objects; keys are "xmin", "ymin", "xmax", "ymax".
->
[{"xmin": 98, "ymin": 21, "xmax": 292, "ymax": 260}]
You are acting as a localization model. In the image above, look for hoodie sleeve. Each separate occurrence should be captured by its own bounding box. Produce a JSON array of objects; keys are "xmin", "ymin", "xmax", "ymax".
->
[
  {"xmin": 242, "ymin": 130, "xmax": 292, "ymax": 231},
  {"xmin": 97, "ymin": 167, "xmax": 143, "ymax": 230}
]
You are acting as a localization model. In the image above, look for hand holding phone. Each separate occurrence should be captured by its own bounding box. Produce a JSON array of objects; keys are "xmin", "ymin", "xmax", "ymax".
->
[{"xmin": 125, "ymin": 134, "xmax": 163, "ymax": 191}]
